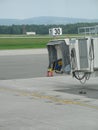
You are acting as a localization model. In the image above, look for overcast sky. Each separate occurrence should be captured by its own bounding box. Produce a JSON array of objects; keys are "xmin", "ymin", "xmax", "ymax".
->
[{"xmin": 0, "ymin": 0, "xmax": 98, "ymax": 19}]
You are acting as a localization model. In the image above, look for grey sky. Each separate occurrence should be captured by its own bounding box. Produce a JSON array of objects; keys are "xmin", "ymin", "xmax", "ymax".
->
[{"xmin": 0, "ymin": 0, "xmax": 98, "ymax": 19}]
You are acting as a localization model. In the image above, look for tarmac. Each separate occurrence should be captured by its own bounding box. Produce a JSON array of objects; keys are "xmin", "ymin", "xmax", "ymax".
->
[
  {"xmin": 0, "ymin": 49, "xmax": 98, "ymax": 130},
  {"xmin": 0, "ymin": 48, "xmax": 47, "ymax": 56}
]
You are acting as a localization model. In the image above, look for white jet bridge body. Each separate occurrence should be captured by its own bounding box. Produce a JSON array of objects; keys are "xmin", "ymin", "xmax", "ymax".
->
[{"xmin": 47, "ymin": 37, "xmax": 98, "ymax": 82}]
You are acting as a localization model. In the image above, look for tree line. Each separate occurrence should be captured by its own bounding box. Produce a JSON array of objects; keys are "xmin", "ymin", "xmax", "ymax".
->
[{"xmin": 0, "ymin": 23, "xmax": 98, "ymax": 34}]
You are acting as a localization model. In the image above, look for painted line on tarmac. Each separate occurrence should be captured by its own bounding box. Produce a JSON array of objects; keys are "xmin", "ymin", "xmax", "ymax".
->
[{"xmin": 0, "ymin": 87, "xmax": 98, "ymax": 110}]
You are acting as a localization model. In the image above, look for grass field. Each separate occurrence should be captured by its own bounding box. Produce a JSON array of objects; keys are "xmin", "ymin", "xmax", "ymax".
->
[
  {"xmin": 0, "ymin": 34, "xmax": 86, "ymax": 50},
  {"xmin": 0, "ymin": 37, "xmax": 53, "ymax": 50}
]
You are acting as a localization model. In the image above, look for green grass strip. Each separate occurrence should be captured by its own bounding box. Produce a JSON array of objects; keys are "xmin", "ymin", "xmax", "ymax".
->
[{"xmin": 0, "ymin": 38, "xmax": 53, "ymax": 49}]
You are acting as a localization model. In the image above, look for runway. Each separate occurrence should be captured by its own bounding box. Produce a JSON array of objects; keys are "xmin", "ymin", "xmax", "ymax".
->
[{"xmin": 0, "ymin": 49, "xmax": 98, "ymax": 130}]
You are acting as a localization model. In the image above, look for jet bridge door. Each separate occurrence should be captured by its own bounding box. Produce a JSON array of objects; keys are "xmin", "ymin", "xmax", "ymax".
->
[{"xmin": 47, "ymin": 40, "xmax": 71, "ymax": 74}]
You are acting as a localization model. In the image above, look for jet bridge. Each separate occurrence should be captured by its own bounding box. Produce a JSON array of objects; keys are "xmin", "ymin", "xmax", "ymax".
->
[
  {"xmin": 47, "ymin": 37, "xmax": 98, "ymax": 81},
  {"xmin": 70, "ymin": 37, "xmax": 98, "ymax": 81},
  {"xmin": 47, "ymin": 39, "xmax": 71, "ymax": 75}
]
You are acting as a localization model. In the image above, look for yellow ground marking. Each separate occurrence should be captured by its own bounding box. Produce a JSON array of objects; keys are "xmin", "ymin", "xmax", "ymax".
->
[{"xmin": 0, "ymin": 87, "xmax": 98, "ymax": 110}]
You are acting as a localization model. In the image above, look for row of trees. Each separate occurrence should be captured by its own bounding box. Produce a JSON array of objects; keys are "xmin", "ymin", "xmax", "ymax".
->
[{"xmin": 0, "ymin": 23, "xmax": 98, "ymax": 34}]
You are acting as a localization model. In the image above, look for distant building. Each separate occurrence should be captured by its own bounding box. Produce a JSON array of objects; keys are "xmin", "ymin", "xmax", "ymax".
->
[
  {"xmin": 26, "ymin": 32, "xmax": 36, "ymax": 35},
  {"xmin": 78, "ymin": 25, "xmax": 98, "ymax": 35}
]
